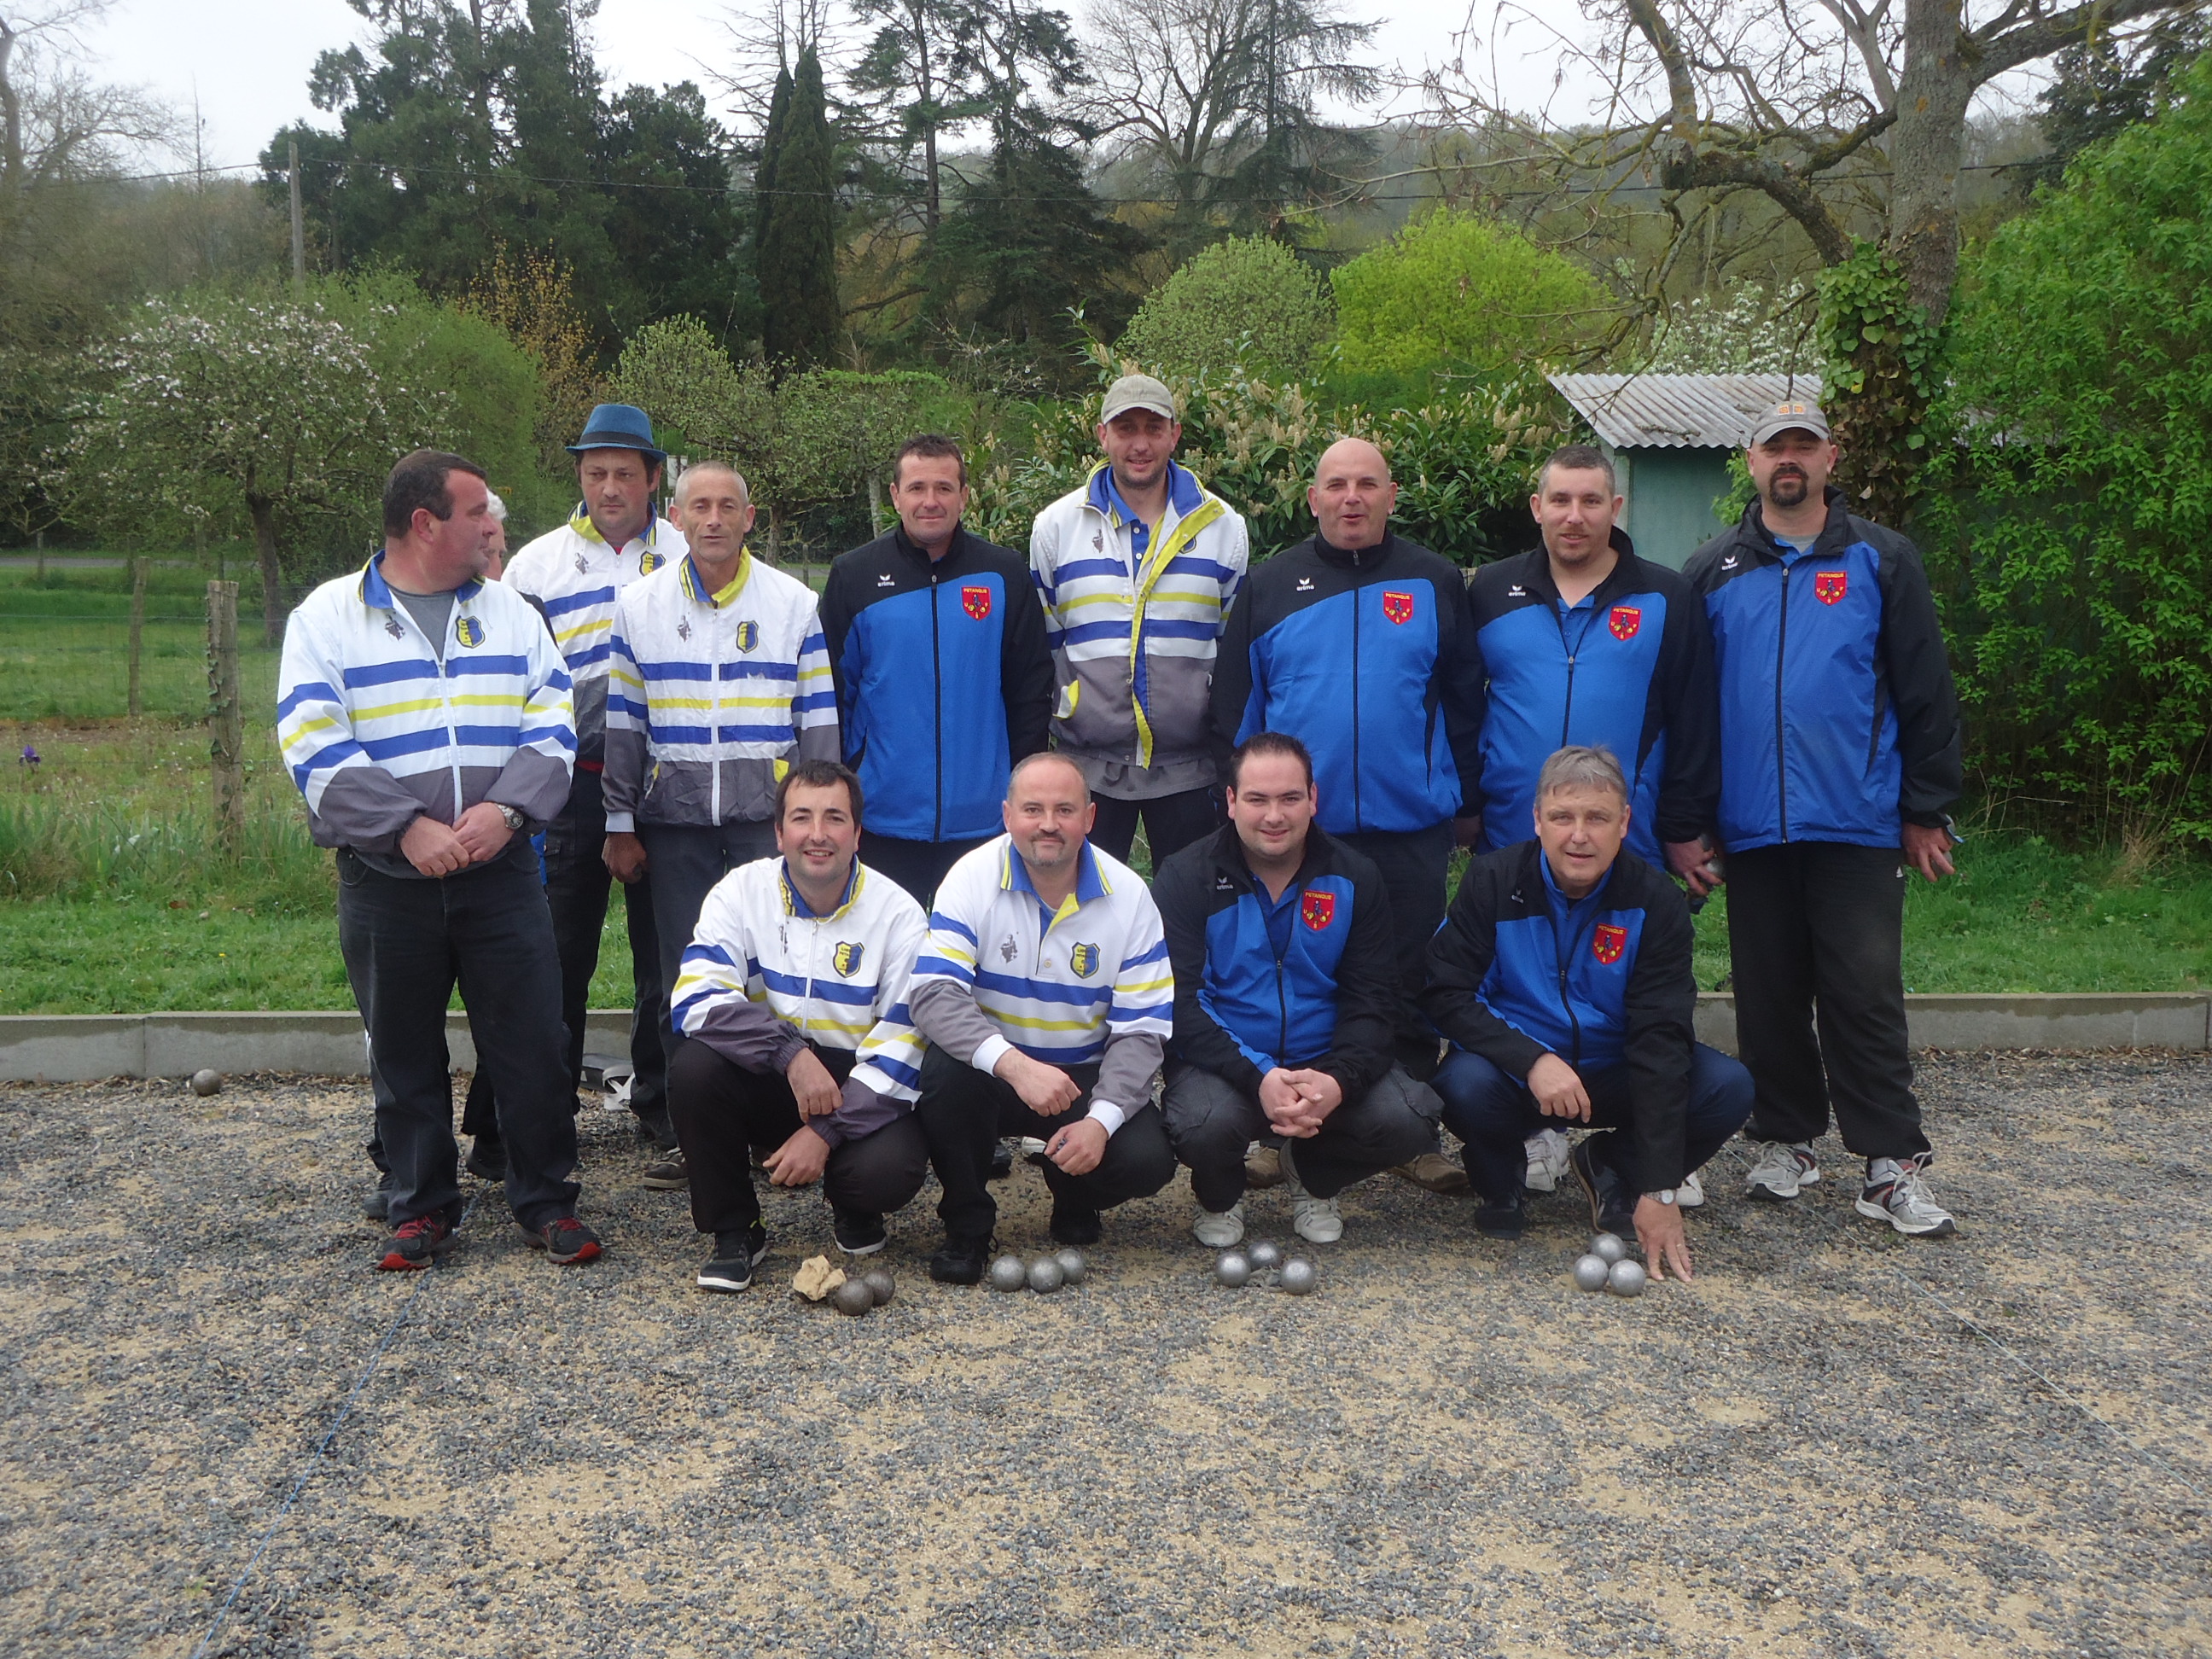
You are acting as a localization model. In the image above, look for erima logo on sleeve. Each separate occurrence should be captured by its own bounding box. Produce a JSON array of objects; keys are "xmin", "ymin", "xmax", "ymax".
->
[
  {"xmin": 833, "ymin": 940, "xmax": 864, "ymax": 977},
  {"xmin": 454, "ymin": 616, "xmax": 486, "ymax": 649}
]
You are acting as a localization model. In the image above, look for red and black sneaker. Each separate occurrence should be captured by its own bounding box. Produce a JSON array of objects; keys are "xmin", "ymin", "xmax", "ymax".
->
[
  {"xmin": 522, "ymin": 1215, "xmax": 603, "ymax": 1265},
  {"xmin": 377, "ymin": 1211, "xmax": 458, "ymax": 1272}
]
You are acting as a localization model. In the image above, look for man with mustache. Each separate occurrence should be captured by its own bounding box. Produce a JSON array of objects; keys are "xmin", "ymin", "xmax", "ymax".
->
[{"xmin": 1684, "ymin": 400, "xmax": 1964, "ymax": 1236}]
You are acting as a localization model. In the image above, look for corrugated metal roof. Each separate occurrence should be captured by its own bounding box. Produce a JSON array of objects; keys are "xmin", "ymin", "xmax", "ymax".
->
[{"xmin": 1548, "ymin": 373, "xmax": 1825, "ymax": 451}]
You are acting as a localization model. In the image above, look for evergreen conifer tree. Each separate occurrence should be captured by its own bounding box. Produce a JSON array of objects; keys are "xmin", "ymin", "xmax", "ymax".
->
[{"xmin": 758, "ymin": 49, "xmax": 842, "ymax": 367}]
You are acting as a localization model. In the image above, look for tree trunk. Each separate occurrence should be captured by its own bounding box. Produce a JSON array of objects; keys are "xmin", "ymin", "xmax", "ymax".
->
[
  {"xmin": 1888, "ymin": 0, "xmax": 1976, "ymax": 328},
  {"xmin": 246, "ymin": 493, "xmax": 284, "ymax": 646}
]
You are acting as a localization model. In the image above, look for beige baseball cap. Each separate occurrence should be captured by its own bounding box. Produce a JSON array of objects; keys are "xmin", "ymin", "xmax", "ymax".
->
[
  {"xmin": 1100, "ymin": 374, "xmax": 1178, "ymax": 424},
  {"xmin": 1749, "ymin": 399, "xmax": 1831, "ymax": 445}
]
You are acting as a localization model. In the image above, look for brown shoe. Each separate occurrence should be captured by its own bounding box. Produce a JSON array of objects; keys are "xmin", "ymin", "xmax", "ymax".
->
[
  {"xmin": 1390, "ymin": 1150, "xmax": 1470, "ymax": 1194},
  {"xmin": 641, "ymin": 1154, "xmax": 690, "ymax": 1190},
  {"xmin": 1244, "ymin": 1143, "xmax": 1285, "ymax": 1189}
]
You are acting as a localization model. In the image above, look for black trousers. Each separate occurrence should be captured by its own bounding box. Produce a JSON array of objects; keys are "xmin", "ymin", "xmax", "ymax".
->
[
  {"xmin": 543, "ymin": 768, "xmax": 666, "ymax": 1119},
  {"xmin": 638, "ymin": 818, "xmax": 780, "ymax": 1111},
  {"xmin": 1340, "ymin": 822, "xmax": 1455, "ymax": 1076},
  {"xmin": 859, "ymin": 831, "xmax": 992, "ymax": 909},
  {"xmin": 1725, "ymin": 841, "xmax": 1931, "ymax": 1160},
  {"xmin": 1161, "ymin": 1061, "xmax": 1442, "ymax": 1212},
  {"xmin": 666, "ymin": 1039, "xmax": 929, "ymax": 1236},
  {"xmin": 336, "ymin": 845, "xmax": 580, "ymax": 1230},
  {"xmin": 1088, "ymin": 788, "xmax": 1222, "ymax": 874},
  {"xmin": 914, "ymin": 1045, "xmax": 1176, "ymax": 1239}
]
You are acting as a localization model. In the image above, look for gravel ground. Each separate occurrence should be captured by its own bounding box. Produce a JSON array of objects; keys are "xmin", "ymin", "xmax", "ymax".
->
[{"xmin": 3, "ymin": 1051, "xmax": 2209, "ymax": 1659}]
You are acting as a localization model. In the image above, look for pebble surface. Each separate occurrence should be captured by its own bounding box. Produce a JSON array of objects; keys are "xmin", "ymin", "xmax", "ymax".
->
[{"xmin": 3, "ymin": 1052, "xmax": 2209, "ymax": 1656}]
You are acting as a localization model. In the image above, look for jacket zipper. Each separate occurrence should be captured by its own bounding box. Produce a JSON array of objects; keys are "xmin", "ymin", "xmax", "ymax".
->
[
  {"xmin": 1773, "ymin": 558, "xmax": 1791, "ymax": 842},
  {"xmin": 929, "ymin": 566, "xmax": 944, "ymax": 841},
  {"xmin": 1349, "ymin": 548, "xmax": 1363, "ymax": 831},
  {"xmin": 1548, "ymin": 897, "xmax": 1590, "ymax": 1067},
  {"xmin": 708, "ymin": 594, "xmax": 725, "ymax": 826},
  {"xmin": 1555, "ymin": 600, "xmax": 1602, "ymax": 743}
]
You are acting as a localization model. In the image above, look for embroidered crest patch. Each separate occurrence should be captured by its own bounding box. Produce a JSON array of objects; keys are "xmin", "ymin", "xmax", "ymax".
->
[
  {"xmin": 1381, "ymin": 590, "xmax": 1415, "ymax": 625},
  {"xmin": 1609, "ymin": 605, "xmax": 1641, "ymax": 641},
  {"xmin": 1300, "ymin": 888, "xmax": 1336, "ymax": 931},
  {"xmin": 833, "ymin": 941, "xmax": 864, "ymax": 977},
  {"xmin": 1592, "ymin": 923, "xmax": 1627, "ymax": 965},
  {"xmin": 734, "ymin": 620, "xmax": 760, "ymax": 653},
  {"xmin": 1815, "ymin": 570, "xmax": 1848, "ymax": 605},
  {"xmin": 1068, "ymin": 943, "xmax": 1100, "ymax": 978},
  {"xmin": 453, "ymin": 616, "xmax": 485, "ymax": 649},
  {"xmin": 962, "ymin": 584, "xmax": 992, "ymax": 620}
]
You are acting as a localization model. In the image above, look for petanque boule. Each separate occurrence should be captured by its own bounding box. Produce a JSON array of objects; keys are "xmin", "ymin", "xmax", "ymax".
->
[
  {"xmin": 1214, "ymin": 1249, "xmax": 1252, "ymax": 1288},
  {"xmin": 1247, "ymin": 1240, "xmax": 1283, "ymax": 1272},
  {"xmin": 1591, "ymin": 1232, "xmax": 1628, "ymax": 1265},
  {"xmin": 1572, "ymin": 1254, "xmax": 1611, "ymax": 1292},
  {"xmin": 1608, "ymin": 1259, "xmax": 1648, "ymax": 1297},
  {"xmin": 861, "ymin": 1268, "xmax": 895, "ymax": 1307},
  {"xmin": 833, "ymin": 1278, "xmax": 876, "ymax": 1317},
  {"xmin": 1027, "ymin": 1256, "xmax": 1066, "ymax": 1294},
  {"xmin": 1278, "ymin": 1256, "xmax": 1318, "ymax": 1295},
  {"xmin": 188, "ymin": 1069, "xmax": 224, "ymax": 1097},
  {"xmin": 989, "ymin": 1254, "xmax": 1028, "ymax": 1293},
  {"xmin": 1053, "ymin": 1247, "xmax": 1087, "ymax": 1285}
]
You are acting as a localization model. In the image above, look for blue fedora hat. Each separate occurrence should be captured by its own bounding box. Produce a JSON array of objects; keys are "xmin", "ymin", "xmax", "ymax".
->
[{"xmin": 568, "ymin": 403, "xmax": 667, "ymax": 466}]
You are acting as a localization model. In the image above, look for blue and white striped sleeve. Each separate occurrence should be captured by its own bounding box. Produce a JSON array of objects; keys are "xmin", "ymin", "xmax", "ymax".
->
[
  {"xmin": 847, "ymin": 898, "xmax": 928, "ymax": 1105},
  {"xmin": 670, "ymin": 880, "xmax": 806, "ymax": 1072},
  {"xmin": 487, "ymin": 599, "xmax": 576, "ymax": 825},
  {"xmin": 794, "ymin": 602, "xmax": 840, "ymax": 761},
  {"xmin": 1108, "ymin": 911, "xmax": 1175, "ymax": 1039},
  {"xmin": 602, "ymin": 591, "xmax": 649, "ymax": 832},
  {"xmin": 275, "ymin": 608, "xmax": 422, "ymax": 851}
]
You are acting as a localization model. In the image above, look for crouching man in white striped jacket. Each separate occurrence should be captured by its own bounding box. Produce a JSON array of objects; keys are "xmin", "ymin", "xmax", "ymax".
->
[
  {"xmin": 664, "ymin": 760, "xmax": 933, "ymax": 1292},
  {"xmin": 277, "ymin": 450, "xmax": 602, "ymax": 1272}
]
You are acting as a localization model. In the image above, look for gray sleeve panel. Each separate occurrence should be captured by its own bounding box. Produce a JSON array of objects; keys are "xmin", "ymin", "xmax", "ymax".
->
[
  {"xmin": 602, "ymin": 727, "xmax": 649, "ymax": 823},
  {"xmin": 1092, "ymin": 1031, "xmax": 1165, "ymax": 1118},
  {"xmin": 571, "ymin": 674, "xmax": 608, "ymax": 765},
  {"xmin": 309, "ymin": 765, "xmax": 428, "ymax": 853},
  {"xmin": 810, "ymin": 1078, "xmax": 905, "ymax": 1150},
  {"xmin": 798, "ymin": 721, "xmax": 841, "ymax": 763},
  {"xmin": 686, "ymin": 998, "xmax": 810, "ymax": 1074},
  {"xmin": 909, "ymin": 976, "xmax": 1007, "ymax": 1067},
  {"xmin": 485, "ymin": 748, "xmax": 573, "ymax": 828}
]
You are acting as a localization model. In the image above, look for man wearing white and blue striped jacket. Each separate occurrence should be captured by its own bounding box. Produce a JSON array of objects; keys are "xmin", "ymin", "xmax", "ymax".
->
[
  {"xmin": 601, "ymin": 463, "xmax": 841, "ymax": 1179},
  {"xmin": 277, "ymin": 450, "xmax": 602, "ymax": 1272},
  {"xmin": 910, "ymin": 752, "xmax": 1178, "ymax": 1283}
]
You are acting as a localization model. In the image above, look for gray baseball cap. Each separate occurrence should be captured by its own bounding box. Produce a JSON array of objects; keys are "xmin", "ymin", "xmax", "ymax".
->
[
  {"xmin": 1100, "ymin": 374, "xmax": 1178, "ymax": 424},
  {"xmin": 1748, "ymin": 398, "xmax": 1831, "ymax": 446}
]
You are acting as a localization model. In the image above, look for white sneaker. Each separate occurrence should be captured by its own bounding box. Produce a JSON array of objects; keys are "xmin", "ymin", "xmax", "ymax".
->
[
  {"xmin": 1743, "ymin": 1139, "xmax": 1821, "ymax": 1201},
  {"xmin": 1524, "ymin": 1128, "xmax": 1570, "ymax": 1193},
  {"xmin": 1857, "ymin": 1155, "xmax": 1957, "ymax": 1237},
  {"xmin": 1677, "ymin": 1171, "xmax": 1706, "ymax": 1208},
  {"xmin": 1192, "ymin": 1202, "xmax": 1245, "ymax": 1247},
  {"xmin": 1279, "ymin": 1143, "xmax": 1344, "ymax": 1243}
]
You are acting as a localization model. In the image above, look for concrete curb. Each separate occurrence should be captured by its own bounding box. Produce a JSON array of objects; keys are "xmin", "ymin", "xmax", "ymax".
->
[{"xmin": 1, "ymin": 995, "xmax": 2207, "ymax": 1083}]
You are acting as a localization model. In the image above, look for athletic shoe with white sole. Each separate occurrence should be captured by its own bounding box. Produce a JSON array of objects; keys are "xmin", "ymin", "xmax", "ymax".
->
[
  {"xmin": 1192, "ymin": 1203, "xmax": 1246, "ymax": 1247},
  {"xmin": 1280, "ymin": 1142, "xmax": 1344, "ymax": 1243},
  {"xmin": 833, "ymin": 1208, "xmax": 888, "ymax": 1255},
  {"xmin": 697, "ymin": 1223, "xmax": 769, "ymax": 1292},
  {"xmin": 1676, "ymin": 1171, "xmax": 1705, "ymax": 1208},
  {"xmin": 1524, "ymin": 1128, "xmax": 1570, "ymax": 1194},
  {"xmin": 1857, "ymin": 1154, "xmax": 1957, "ymax": 1237},
  {"xmin": 1743, "ymin": 1139, "xmax": 1821, "ymax": 1201}
]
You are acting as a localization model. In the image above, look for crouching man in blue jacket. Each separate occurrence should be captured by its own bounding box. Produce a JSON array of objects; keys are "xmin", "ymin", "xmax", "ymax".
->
[{"xmin": 1421, "ymin": 746, "xmax": 1752, "ymax": 1278}]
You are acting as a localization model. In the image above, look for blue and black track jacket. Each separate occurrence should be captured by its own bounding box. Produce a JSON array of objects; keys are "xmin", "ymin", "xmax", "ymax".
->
[
  {"xmin": 1418, "ymin": 840, "xmax": 1697, "ymax": 1192},
  {"xmin": 1683, "ymin": 489, "xmax": 1961, "ymax": 853},
  {"xmin": 1470, "ymin": 529, "xmax": 1718, "ymax": 864},
  {"xmin": 1154, "ymin": 822, "xmax": 1400, "ymax": 1103},
  {"xmin": 1211, "ymin": 532, "xmax": 1486, "ymax": 835},
  {"xmin": 819, "ymin": 526, "xmax": 1054, "ymax": 844}
]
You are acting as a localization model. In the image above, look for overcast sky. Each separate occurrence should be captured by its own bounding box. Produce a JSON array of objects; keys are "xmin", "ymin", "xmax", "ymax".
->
[{"xmin": 79, "ymin": 0, "xmax": 1604, "ymax": 177}]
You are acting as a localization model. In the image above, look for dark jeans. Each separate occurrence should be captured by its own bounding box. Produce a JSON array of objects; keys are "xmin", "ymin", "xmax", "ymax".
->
[
  {"xmin": 1089, "ymin": 788, "xmax": 1222, "ymax": 873},
  {"xmin": 859, "ymin": 831, "xmax": 992, "ymax": 909},
  {"xmin": 1161, "ymin": 1061, "xmax": 1442, "ymax": 1212},
  {"xmin": 1726, "ymin": 841, "xmax": 1931, "ymax": 1160},
  {"xmin": 914, "ymin": 1045, "xmax": 1176, "ymax": 1239},
  {"xmin": 1432, "ymin": 1042, "xmax": 1755, "ymax": 1203},
  {"xmin": 336, "ymin": 845, "xmax": 581, "ymax": 1230},
  {"xmin": 1341, "ymin": 821, "xmax": 1455, "ymax": 1078},
  {"xmin": 666, "ymin": 1039, "xmax": 929, "ymax": 1236},
  {"xmin": 638, "ymin": 818, "xmax": 781, "ymax": 1105},
  {"xmin": 544, "ymin": 767, "xmax": 666, "ymax": 1120}
]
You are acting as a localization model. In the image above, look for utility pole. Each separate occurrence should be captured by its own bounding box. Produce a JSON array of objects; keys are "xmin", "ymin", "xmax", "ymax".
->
[{"xmin": 289, "ymin": 140, "xmax": 306, "ymax": 294}]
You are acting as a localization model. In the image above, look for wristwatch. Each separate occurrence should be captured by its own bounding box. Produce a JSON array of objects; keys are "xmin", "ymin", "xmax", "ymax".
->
[
  {"xmin": 495, "ymin": 804, "xmax": 526, "ymax": 832},
  {"xmin": 1649, "ymin": 1189, "xmax": 1678, "ymax": 1207}
]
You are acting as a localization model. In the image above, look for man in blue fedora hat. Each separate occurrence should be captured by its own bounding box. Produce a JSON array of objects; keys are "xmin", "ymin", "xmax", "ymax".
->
[{"xmin": 507, "ymin": 405, "xmax": 690, "ymax": 1173}]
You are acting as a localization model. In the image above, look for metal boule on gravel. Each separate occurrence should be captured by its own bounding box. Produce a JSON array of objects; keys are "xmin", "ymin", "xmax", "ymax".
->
[
  {"xmin": 1214, "ymin": 1249, "xmax": 1252, "ymax": 1288},
  {"xmin": 1247, "ymin": 1239, "xmax": 1283, "ymax": 1271},
  {"xmin": 989, "ymin": 1254, "xmax": 1028, "ymax": 1293},
  {"xmin": 833, "ymin": 1278, "xmax": 876, "ymax": 1317},
  {"xmin": 1608, "ymin": 1259, "xmax": 1648, "ymax": 1297},
  {"xmin": 1278, "ymin": 1256, "xmax": 1318, "ymax": 1295},
  {"xmin": 189, "ymin": 1069, "xmax": 223, "ymax": 1097},
  {"xmin": 861, "ymin": 1268, "xmax": 895, "ymax": 1306},
  {"xmin": 1027, "ymin": 1256, "xmax": 1065, "ymax": 1294},
  {"xmin": 1572, "ymin": 1254, "xmax": 1611, "ymax": 1292},
  {"xmin": 1591, "ymin": 1232, "xmax": 1628, "ymax": 1265},
  {"xmin": 1053, "ymin": 1247, "xmax": 1087, "ymax": 1285}
]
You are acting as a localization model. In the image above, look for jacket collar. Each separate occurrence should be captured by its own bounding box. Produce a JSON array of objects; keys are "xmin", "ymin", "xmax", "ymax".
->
[
  {"xmin": 1208, "ymin": 818, "xmax": 1339, "ymax": 894},
  {"xmin": 1738, "ymin": 486, "xmax": 1851, "ymax": 562},
  {"xmin": 678, "ymin": 548, "xmax": 752, "ymax": 607},
  {"xmin": 359, "ymin": 549, "xmax": 483, "ymax": 610},
  {"xmin": 893, "ymin": 523, "xmax": 969, "ymax": 570},
  {"xmin": 1001, "ymin": 836, "xmax": 1111, "ymax": 917},
  {"xmin": 1520, "ymin": 526, "xmax": 1640, "ymax": 608},
  {"xmin": 1086, "ymin": 460, "xmax": 1205, "ymax": 528},
  {"xmin": 781, "ymin": 858, "xmax": 863, "ymax": 920},
  {"xmin": 1313, "ymin": 529, "xmax": 1396, "ymax": 570}
]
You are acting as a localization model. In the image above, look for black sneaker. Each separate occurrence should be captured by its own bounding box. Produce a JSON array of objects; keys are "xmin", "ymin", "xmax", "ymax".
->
[
  {"xmin": 928, "ymin": 1231, "xmax": 994, "ymax": 1284},
  {"xmin": 988, "ymin": 1139, "xmax": 1014, "ymax": 1180},
  {"xmin": 1472, "ymin": 1194, "xmax": 1526, "ymax": 1240},
  {"xmin": 521, "ymin": 1214, "xmax": 603, "ymax": 1265},
  {"xmin": 640, "ymin": 1153, "xmax": 689, "ymax": 1190},
  {"xmin": 377, "ymin": 1208, "xmax": 459, "ymax": 1272},
  {"xmin": 833, "ymin": 1208, "xmax": 887, "ymax": 1255},
  {"xmin": 697, "ymin": 1225, "xmax": 767, "ymax": 1292},
  {"xmin": 362, "ymin": 1171, "xmax": 396, "ymax": 1222},
  {"xmin": 1049, "ymin": 1199, "xmax": 1103, "ymax": 1248},
  {"xmin": 466, "ymin": 1136, "xmax": 506, "ymax": 1184},
  {"xmin": 1569, "ymin": 1139, "xmax": 1639, "ymax": 1244}
]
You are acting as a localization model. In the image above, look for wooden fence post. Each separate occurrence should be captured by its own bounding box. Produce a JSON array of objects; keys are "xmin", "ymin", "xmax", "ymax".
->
[
  {"xmin": 126, "ymin": 556, "xmax": 148, "ymax": 718},
  {"xmin": 207, "ymin": 580, "xmax": 244, "ymax": 855}
]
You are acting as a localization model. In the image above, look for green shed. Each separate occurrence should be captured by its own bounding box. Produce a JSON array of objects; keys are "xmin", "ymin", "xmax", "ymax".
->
[{"xmin": 1546, "ymin": 374, "xmax": 1825, "ymax": 570}]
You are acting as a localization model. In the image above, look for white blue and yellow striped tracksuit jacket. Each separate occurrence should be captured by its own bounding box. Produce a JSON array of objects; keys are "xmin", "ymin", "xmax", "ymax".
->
[
  {"xmin": 669, "ymin": 857, "xmax": 929, "ymax": 1144},
  {"xmin": 504, "ymin": 510, "xmax": 685, "ymax": 765},
  {"xmin": 602, "ymin": 550, "xmax": 839, "ymax": 831},
  {"xmin": 276, "ymin": 554, "xmax": 575, "ymax": 874}
]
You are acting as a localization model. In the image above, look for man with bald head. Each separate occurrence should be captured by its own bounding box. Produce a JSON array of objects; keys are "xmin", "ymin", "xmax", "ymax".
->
[{"xmin": 1213, "ymin": 437, "xmax": 1487, "ymax": 1103}]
